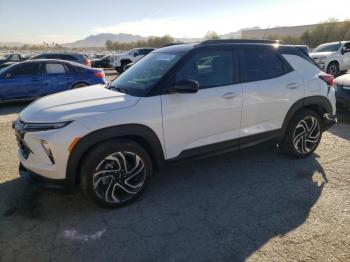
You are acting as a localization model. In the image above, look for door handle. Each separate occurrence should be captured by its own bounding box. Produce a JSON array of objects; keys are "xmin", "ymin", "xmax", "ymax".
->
[
  {"xmin": 286, "ymin": 83, "xmax": 299, "ymax": 89},
  {"xmin": 221, "ymin": 92, "xmax": 237, "ymax": 99}
]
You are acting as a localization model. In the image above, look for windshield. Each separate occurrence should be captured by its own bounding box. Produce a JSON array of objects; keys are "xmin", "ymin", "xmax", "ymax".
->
[
  {"xmin": 109, "ymin": 52, "xmax": 183, "ymax": 96},
  {"xmin": 313, "ymin": 43, "xmax": 342, "ymax": 53}
]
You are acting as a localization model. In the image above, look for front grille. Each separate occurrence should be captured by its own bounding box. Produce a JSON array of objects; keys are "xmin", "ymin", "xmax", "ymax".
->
[{"xmin": 12, "ymin": 119, "xmax": 31, "ymax": 159}]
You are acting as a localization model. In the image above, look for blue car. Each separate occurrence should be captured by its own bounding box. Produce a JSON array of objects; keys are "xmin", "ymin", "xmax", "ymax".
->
[{"xmin": 0, "ymin": 59, "xmax": 107, "ymax": 103}]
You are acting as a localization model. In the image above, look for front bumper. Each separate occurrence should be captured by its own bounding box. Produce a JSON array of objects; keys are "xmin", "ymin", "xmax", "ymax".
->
[{"xmin": 19, "ymin": 163, "xmax": 74, "ymax": 191}]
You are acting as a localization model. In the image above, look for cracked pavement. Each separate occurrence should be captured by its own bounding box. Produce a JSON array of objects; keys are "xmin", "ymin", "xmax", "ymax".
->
[{"xmin": 0, "ymin": 102, "xmax": 349, "ymax": 262}]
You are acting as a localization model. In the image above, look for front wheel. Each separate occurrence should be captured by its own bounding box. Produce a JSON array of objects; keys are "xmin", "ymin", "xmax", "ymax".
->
[
  {"xmin": 81, "ymin": 139, "xmax": 153, "ymax": 208},
  {"xmin": 282, "ymin": 110, "xmax": 322, "ymax": 158},
  {"xmin": 327, "ymin": 62, "xmax": 339, "ymax": 76}
]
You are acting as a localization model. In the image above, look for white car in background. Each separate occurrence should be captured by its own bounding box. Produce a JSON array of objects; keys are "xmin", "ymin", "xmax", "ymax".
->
[
  {"xmin": 309, "ymin": 41, "xmax": 350, "ymax": 75},
  {"xmin": 110, "ymin": 48, "xmax": 155, "ymax": 73}
]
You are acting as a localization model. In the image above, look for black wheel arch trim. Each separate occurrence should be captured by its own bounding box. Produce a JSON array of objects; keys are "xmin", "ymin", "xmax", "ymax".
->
[
  {"xmin": 66, "ymin": 124, "xmax": 165, "ymax": 188},
  {"xmin": 281, "ymin": 96, "xmax": 333, "ymax": 135},
  {"xmin": 70, "ymin": 81, "xmax": 89, "ymax": 89}
]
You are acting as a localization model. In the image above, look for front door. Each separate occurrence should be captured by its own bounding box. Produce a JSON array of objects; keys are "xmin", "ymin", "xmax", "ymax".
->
[
  {"xmin": 0, "ymin": 62, "xmax": 44, "ymax": 100},
  {"xmin": 161, "ymin": 49, "xmax": 243, "ymax": 159}
]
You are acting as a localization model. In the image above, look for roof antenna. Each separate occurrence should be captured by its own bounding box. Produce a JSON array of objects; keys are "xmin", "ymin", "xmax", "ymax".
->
[{"xmin": 262, "ymin": 25, "xmax": 270, "ymax": 40}]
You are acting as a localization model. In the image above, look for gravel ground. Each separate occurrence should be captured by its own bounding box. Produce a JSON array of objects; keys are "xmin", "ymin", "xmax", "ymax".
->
[{"xmin": 0, "ymin": 86, "xmax": 349, "ymax": 261}]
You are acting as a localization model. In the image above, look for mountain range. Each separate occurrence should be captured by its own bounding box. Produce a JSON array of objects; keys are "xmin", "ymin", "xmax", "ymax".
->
[{"xmin": 1, "ymin": 27, "xmax": 260, "ymax": 48}]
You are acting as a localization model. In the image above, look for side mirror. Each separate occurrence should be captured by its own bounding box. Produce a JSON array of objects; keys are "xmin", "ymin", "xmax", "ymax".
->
[
  {"xmin": 341, "ymin": 47, "xmax": 350, "ymax": 55},
  {"xmin": 171, "ymin": 79, "xmax": 199, "ymax": 94}
]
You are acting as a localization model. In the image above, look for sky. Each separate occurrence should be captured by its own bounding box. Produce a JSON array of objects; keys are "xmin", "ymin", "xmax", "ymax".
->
[{"xmin": 0, "ymin": 0, "xmax": 349, "ymax": 44}]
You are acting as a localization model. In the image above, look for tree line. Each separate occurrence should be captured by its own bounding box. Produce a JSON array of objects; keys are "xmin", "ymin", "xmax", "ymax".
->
[
  {"xmin": 267, "ymin": 19, "xmax": 350, "ymax": 47},
  {"xmin": 105, "ymin": 35, "xmax": 176, "ymax": 50}
]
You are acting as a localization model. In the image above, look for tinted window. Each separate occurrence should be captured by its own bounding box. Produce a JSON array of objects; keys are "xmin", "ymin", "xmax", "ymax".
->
[
  {"xmin": 45, "ymin": 63, "xmax": 66, "ymax": 74},
  {"xmin": 343, "ymin": 43, "xmax": 350, "ymax": 51},
  {"xmin": 9, "ymin": 54, "xmax": 20, "ymax": 61},
  {"xmin": 176, "ymin": 50, "xmax": 235, "ymax": 88},
  {"xmin": 11, "ymin": 63, "xmax": 40, "ymax": 77},
  {"xmin": 313, "ymin": 43, "xmax": 342, "ymax": 53},
  {"xmin": 62, "ymin": 54, "xmax": 79, "ymax": 61},
  {"xmin": 243, "ymin": 49, "xmax": 285, "ymax": 82}
]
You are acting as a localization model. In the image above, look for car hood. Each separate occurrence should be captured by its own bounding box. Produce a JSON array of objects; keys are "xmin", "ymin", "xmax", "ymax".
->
[
  {"xmin": 20, "ymin": 84, "xmax": 140, "ymax": 123},
  {"xmin": 335, "ymin": 73, "xmax": 350, "ymax": 86},
  {"xmin": 309, "ymin": 51, "xmax": 334, "ymax": 58}
]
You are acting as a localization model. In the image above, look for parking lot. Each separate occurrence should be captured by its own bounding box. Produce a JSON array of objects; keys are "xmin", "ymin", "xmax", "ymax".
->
[{"xmin": 0, "ymin": 74, "xmax": 349, "ymax": 261}]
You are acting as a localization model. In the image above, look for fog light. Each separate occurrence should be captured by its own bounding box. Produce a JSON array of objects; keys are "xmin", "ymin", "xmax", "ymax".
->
[{"xmin": 41, "ymin": 140, "xmax": 55, "ymax": 164}]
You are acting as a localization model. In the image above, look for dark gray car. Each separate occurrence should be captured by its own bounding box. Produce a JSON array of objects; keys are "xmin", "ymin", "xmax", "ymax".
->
[
  {"xmin": 335, "ymin": 73, "xmax": 350, "ymax": 109},
  {"xmin": 29, "ymin": 52, "xmax": 91, "ymax": 67}
]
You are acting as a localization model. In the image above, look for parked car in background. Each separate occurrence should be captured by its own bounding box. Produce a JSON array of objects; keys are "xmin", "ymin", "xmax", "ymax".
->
[
  {"xmin": 110, "ymin": 47, "xmax": 155, "ymax": 73},
  {"xmin": 14, "ymin": 40, "xmax": 336, "ymax": 207},
  {"xmin": 335, "ymin": 73, "xmax": 350, "ymax": 109},
  {"xmin": 0, "ymin": 53, "xmax": 28, "ymax": 66},
  {"xmin": 29, "ymin": 52, "xmax": 91, "ymax": 67},
  {"xmin": 0, "ymin": 59, "xmax": 107, "ymax": 103},
  {"xmin": 91, "ymin": 55, "xmax": 112, "ymax": 68},
  {"xmin": 309, "ymin": 41, "xmax": 350, "ymax": 75}
]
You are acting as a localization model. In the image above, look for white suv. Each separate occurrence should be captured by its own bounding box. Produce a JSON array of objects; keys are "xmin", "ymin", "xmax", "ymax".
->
[
  {"xmin": 13, "ymin": 40, "xmax": 337, "ymax": 207},
  {"xmin": 309, "ymin": 41, "xmax": 350, "ymax": 75},
  {"xmin": 110, "ymin": 47, "xmax": 155, "ymax": 73}
]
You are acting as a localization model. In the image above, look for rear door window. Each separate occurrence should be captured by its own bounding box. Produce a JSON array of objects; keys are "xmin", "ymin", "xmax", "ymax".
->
[
  {"xmin": 241, "ymin": 48, "xmax": 286, "ymax": 82},
  {"xmin": 45, "ymin": 63, "xmax": 67, "ymax": 74}
]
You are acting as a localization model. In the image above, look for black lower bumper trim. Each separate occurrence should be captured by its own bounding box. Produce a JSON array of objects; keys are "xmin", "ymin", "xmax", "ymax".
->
[
  {"xmin": 323, "ymin": 113, "xmax": 337, "ymax": 131},
  {"xmin": 19, "ymin": 164, "xmax": 74, "ymax": 192}
]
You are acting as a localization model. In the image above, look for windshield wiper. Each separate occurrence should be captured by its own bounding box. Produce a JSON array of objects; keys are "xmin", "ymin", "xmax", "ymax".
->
[{"xmin": 109, "ymin": 85, "xmax": 128, "ymax": 94}]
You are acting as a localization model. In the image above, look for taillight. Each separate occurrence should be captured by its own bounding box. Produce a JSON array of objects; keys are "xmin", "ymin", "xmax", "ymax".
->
[
  {"xmin": 319, "ymin": 72, "xmax": 334, "ymax": 86},
  {"xmin": 84, "ymin": 59, "xmax": 91, "ymax": 67},
  {"xmin": 95, "ymin": 71, "xmax": 105, "ymax": 78}
]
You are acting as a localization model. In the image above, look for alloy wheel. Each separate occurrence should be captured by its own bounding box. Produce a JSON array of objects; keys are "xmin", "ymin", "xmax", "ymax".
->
[
  {"xmin": 327, "ymin": 64, "xmax": 338, "ymax": 76},
  {"xmin": 292, "ymin": 116, "xmax": 321, "ymax": 155},
  {"xmin": 92, "ymin": 151, "xmax": 146, "ymax": 203}
]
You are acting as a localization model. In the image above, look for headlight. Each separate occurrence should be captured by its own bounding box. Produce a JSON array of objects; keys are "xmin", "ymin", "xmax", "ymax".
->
[{"xmin": 19, "ymin": 121, "xmax": 72, "ymax": 132}]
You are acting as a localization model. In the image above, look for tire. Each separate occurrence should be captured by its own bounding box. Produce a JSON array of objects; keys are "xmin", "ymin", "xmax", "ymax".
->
[
  {"xmin": 71, "ymin": 83, "xmax": 88, "ymax": 89},
  {"xmin": 281, "ymin": 109, "xmax": 323, "ymax": 158},
  {"xmin": 81, "ymin": 139, "xmax": 153, "ymax": 208},
  {"xmin": 327, "ymin": 62, "xmax": 339, "ymax": 76}
]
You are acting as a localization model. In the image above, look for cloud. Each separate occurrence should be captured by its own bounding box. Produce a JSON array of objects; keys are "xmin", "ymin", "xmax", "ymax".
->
[{"xmin": 93, "ymin": 17, "xmax": 241, "ymax": 38}]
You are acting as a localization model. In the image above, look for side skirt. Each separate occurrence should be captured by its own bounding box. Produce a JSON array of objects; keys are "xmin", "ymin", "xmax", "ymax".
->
[{"xmin": 166, "ymin": 129, "xmax": 282, "ymax": 164}]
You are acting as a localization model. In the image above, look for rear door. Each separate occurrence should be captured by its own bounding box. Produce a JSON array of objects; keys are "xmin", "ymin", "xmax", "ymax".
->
[
  {"xmin": 0, "ymin": 62, "xmax": 44, "ymax": 100},
  {"xmin": 239, "ymin": 46, "xmax": 304, "ymax": 139},
  {"xmin": 43, "ymin": 62, "xmax": 74, "ymax": 94}
]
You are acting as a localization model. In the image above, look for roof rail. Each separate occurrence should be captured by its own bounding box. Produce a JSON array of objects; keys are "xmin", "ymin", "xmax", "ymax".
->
[{"xmin": 200, "ymin": 39, "xmax": 286, "ymax": 45}]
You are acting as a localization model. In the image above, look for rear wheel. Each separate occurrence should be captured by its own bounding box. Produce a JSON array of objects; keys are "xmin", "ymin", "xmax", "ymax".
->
[
  {"xmin": 81, "ymin": 139, "xmax": 153, "ymax": 208},
  {"xmin": 71, "ymin": 83, "xmax": 88, "ymax": 89},
  {"xmin": 282, "ymin": 110, "xmax": 322, "ymax": 158}
]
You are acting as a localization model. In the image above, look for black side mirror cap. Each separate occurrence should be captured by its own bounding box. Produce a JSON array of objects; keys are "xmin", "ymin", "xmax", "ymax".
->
[{"xmin": 171, "ymin": 79, "xmax": 199, "ymax": 94}]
